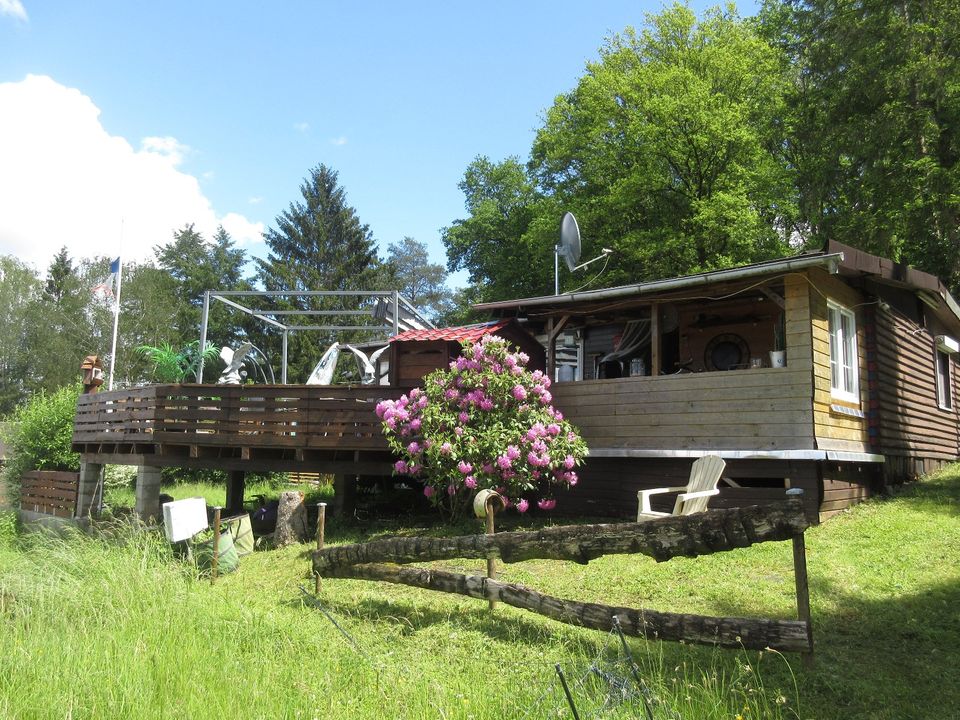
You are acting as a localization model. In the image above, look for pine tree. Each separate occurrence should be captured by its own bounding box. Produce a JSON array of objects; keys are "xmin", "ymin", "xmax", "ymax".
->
[
  {"xmin": 255, "ymin": 165, "xmax": 381, "ymax": 382},
  {"xmin": 44, "ymin": 246, "xmax": 73, "ymax": 303}
]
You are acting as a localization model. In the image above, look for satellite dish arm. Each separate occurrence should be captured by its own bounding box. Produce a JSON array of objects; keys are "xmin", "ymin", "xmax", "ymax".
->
[{"xmin": 572, "ymin": 248, "xmax": 613, "ymax": 272}]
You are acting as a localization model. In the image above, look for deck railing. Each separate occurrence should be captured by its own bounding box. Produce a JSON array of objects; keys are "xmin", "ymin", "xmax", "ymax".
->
[
  {"xmin": 73, "ymin": 384, "xmax": 408, "ymax": 452},
  {"xmin": 552, "ymin": 367, "xmax": 815, "ymax": 452}
]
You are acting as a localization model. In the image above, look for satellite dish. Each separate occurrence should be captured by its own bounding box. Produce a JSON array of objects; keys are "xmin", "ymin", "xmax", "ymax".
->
[{"xmin": 558, "ymin": 212, "xmax": 582, "ymax": 272}]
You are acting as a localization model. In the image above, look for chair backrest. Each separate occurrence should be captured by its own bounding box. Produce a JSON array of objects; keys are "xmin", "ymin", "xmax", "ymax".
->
[{"xmin": 676, "ymin": 455, "xmax": 726, "ymax": 515}]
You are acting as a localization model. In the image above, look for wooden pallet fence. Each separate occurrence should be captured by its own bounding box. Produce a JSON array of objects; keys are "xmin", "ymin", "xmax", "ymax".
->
[
  {"xmin": 20, "ymin": 470, "xmax": 79, "ymax": 518},
  {"xmin": 313, "ymin": 498, "xmax": 815, "ymax": 654}
]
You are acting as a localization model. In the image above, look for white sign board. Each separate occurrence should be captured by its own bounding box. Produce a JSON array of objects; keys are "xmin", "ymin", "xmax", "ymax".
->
[{"xmin": 162, "ymin": 497, "xmax": 208, "ymax": 542}]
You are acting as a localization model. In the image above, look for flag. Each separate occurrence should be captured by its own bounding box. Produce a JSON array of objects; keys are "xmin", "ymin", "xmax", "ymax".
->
[
  {"xmin": 108, "ymin": 256, "xmax": 120, "ymax": 292},
  {"xmin": 91, "ymin": 257, "xmax": 121, "ymax": 302}
]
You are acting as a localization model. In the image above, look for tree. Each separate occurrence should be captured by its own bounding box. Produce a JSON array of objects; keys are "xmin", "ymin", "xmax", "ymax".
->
[
  {"xmin": 441, "ymin": 156, "xmax": 552, "ymax": 302},
  {"xmin": 382, "ymin": 236, "xmax": 454, "ymax": 320},
  {"xmin": 44, "ymin": 247, "xmax": 73, "ymax": 303},
  {"xmin": 443, "ymin": 5, "xmax": 797, "ymax": 301},
  {"xmin": 154, "ymin": 224, "xmax": 251, "ymax": 357},
  {"xmin": 0, "ymin": 256, "xmax": 40, "ymax": 414},
  {"xmin": 530, "ymin": 4, "xmax": 795, "ymax": 283},
  {"xmin": 759, "ymin": 0, "xmax": 960, "ymax": 290},
  {"xmin": 256, "ymin": 164, "xmax": 381, "ymax": 381}
]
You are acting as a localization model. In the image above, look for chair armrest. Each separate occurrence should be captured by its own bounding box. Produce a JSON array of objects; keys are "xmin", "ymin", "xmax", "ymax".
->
[
  {"xmin": 637, "ymin": 486, "xmax": 689, "ymax": 515},
  {"xmin": 676, "ymin": 488, "xmax": 720, "ymax": 502}
]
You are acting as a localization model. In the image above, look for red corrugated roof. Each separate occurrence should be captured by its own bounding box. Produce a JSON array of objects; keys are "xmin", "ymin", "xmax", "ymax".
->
[{"xmin": 390, "ymin": 319, "xmax": 512, "ymax": 343}]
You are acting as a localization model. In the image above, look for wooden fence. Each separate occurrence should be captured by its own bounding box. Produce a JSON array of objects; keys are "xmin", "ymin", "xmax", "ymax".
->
[
  {"xmin": 313, "ymin": 496, "xmax": 815, "ymax": 655},
  {"xmin": 20, "ymin": 471, "xmax": 79, "ymax": 518}
]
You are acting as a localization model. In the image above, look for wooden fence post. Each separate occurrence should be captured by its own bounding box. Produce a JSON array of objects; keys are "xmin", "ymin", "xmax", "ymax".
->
[
  {"xmin": 473, "ymin": 489, "xmax": 505, "ymax": 611},
  {"xmin": 315, "ymin": 502, "xmax": 327, "ymax": 594},
  {"xmin": 786, "ymin": 488, "xmax": 814, "ymax": 666},
  {"xmin": 211, "ymin": 506, "xmax": 222, "ymax": 584}
]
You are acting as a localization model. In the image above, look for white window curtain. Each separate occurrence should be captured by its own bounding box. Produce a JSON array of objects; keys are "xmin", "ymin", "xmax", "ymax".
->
[{"xmin": 600, "ymin": 319, "xmax": 652, "ymax": 363}]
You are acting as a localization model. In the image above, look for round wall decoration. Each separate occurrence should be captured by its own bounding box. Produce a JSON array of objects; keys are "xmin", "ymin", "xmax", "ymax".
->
[{"xmin": 704, "ymin": 333, "xmax": 750, "ymax": 371}]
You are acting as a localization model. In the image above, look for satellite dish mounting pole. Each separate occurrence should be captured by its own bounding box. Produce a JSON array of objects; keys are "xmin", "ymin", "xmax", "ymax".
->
[{"xmin": 554, "ymin": 245, "xmax": 560, "ymax": 296}]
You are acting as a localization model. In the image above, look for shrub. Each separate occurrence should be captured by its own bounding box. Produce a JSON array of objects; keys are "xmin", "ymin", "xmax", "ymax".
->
[
  {"xmin": 137, "ymin": 341, "xmax": 219, "ymax": 383},
  {"xmin": 2, "ymin": 384, "xmax": 82, "ymax": 490},
  {"xmin": 376, "ymin": 334, "xmax": 587, "ymax": 518}
]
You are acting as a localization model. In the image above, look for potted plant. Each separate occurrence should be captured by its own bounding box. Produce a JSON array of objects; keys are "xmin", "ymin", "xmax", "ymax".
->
[{"xmin": 770, "ymin": 315, "xmax": 786, "ymax": 368}]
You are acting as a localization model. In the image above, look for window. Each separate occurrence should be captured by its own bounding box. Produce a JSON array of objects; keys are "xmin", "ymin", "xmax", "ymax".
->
[
  {"xmin": 936, "ymin": 348, "xmax": 953, "ymax": 410},
  {"xmin": 828, "ymin": 302, "xmax": 859, "ymax": 402}
]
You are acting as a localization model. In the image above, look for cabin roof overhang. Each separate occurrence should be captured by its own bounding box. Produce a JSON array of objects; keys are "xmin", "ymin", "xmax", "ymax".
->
[
  {"xmin": 474, "ymin": 253, "xmax": 843, "ymax": 318},
  {"xmin": 475, "ymin": 244, "xmax": 960, "ymax": 335}
]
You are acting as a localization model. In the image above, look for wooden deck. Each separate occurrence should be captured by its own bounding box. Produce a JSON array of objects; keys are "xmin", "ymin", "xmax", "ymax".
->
[{"xmin": 72, "ymin": 384, "xmax": 409, "ymax": 474}]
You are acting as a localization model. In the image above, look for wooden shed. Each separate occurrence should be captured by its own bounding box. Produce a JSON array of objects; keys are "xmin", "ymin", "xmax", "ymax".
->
[{"xmin": 388, "ymin": 319, "xmax": 546, "ymax": 387}]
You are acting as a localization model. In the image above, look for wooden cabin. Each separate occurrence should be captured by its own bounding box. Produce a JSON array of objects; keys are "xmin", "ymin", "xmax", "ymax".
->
[{"xmin": 474, "ymin": 242, "xmax": 960, "ymax": 522}]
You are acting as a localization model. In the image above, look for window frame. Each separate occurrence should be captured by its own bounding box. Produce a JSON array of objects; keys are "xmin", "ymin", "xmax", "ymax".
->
[
  {"xmin": 935, "ymin": 347, "xmax": 953, "ymax": 410},
  {"xmin": 827, "ymin": 301, "xmax": 860, "ymax": 403}
]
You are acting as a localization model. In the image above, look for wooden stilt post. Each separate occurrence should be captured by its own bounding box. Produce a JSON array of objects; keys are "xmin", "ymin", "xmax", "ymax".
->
[
  {"xmin": 315, "ymin": 502, "xmax": 327, "ymax": 594},
  {"xmin": 211, "ymin": 506, "xmax": 222, "ymax": 584},
  {"xmin": 786, "ymin": 488, "xmax": 814, "ymax": 667}
]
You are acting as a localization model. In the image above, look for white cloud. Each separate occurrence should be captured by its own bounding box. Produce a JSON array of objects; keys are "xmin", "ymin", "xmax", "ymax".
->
[
  {"xmin": 330, "ymin": 136, "xmax": 348, "ymax": 146},
  {"xmin": 294, "ymin": 121, "xmax": 309, "ymax": 133},
  {"xmin": 0, "ymin": 0, "xmax": 27, "ymax": 21},
  {"xmin": 248, "ymin": 196, "xmax": 263, "ymax": 205},
  {"xmin": 140, "ymin": 135, "xmax": 191, "ymax": 166},
  {"xmin": 0, "ymin": 75, "xmax": 263, "ymax": 270}
]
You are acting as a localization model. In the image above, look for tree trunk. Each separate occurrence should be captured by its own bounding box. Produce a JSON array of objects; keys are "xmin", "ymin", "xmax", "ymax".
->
[
  {"xmin": 274, "ymin": 491, "xmax": 308, "ymax": 547},
  {"xmin": 314, "ymin": 499, "xmax": 809, "ymax": 574},
  {"xmin": 331, "ymin": 562, "xmax": 810, "ymax": 652}
]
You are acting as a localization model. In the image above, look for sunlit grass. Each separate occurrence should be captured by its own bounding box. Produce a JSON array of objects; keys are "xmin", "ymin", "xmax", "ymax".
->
[{"xmin": 1, "ymin": 468, "xmax": 959, "ymax": 718}]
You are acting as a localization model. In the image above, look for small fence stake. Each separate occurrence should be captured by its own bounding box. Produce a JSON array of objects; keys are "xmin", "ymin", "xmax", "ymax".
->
[
  {"xmin": 555, "ymin": 663, "xmax": 581, "ymax": 720},
  {"xmin": 211, "ymin": 506, "xmax": 222, "ymax": 584},
  {"xmin": 315, "ymin": 502, "xmax": 327, "ymax": 594},
  {"xmin": 485, "ymin": 500, "xmax": 497, "ymax": 610}
]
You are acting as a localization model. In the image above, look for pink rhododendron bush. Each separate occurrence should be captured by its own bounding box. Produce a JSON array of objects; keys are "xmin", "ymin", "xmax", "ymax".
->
[{"xmin": 376, "ymin": 334, "xmax": 587, "ymax": 518}]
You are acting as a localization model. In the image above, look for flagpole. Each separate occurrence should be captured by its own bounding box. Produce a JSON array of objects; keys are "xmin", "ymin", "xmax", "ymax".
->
[{"xmin": 107, "ymin": 220, "xmax": 124, "ymax": 391}]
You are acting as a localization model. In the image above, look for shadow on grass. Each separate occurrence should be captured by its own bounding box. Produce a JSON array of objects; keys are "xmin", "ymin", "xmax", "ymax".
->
[
  {"xmin": 789, "ymin": 573, "xmax": 960, "ymax": 719},
  {"xmin": 882, "ymin": 469, "xmax": 960, "ymax": 518}
]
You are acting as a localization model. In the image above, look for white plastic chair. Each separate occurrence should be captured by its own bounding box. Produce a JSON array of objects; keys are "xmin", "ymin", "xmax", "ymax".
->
[{"xmin": 637, "ymin": 455, "xmax": 726, "ymax": 520}]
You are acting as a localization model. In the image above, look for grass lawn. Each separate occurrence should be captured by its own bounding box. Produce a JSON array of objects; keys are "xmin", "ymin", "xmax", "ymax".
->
[{"xmin": 1, "ymin": 468, "xmax": 958, "ymax": 719}]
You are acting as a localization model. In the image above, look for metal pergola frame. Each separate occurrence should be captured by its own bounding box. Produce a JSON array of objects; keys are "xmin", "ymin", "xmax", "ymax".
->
[{"xmin": 197, "ymin": 289, "xmax": 433, "ymax": 383}]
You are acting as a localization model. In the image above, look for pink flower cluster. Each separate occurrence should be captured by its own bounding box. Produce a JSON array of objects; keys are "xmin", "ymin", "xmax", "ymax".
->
[{"xmin": 376, "ymin": 334, "xmax": 586, "ymax": 515}]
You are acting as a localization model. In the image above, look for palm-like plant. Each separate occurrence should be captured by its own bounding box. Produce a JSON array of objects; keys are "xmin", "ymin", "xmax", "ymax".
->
[{"xmin": 137, "ymin": 341, "xmax": 219, "ymax": 383}]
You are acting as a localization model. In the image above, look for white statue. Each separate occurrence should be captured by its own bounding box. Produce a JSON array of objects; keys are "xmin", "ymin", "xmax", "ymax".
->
[
  {"xmin": 218, "ymin": 343, "xmax": 254, "ymax": 384},
  {"xmin": 344, "ymin": 344, "xmax": 389, "ymax": 384}
]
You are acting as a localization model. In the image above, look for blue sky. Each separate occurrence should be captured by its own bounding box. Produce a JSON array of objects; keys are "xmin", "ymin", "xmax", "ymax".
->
[{"xmin": 0, "ymin": 1, "xmax": 759, "ymax": 286}]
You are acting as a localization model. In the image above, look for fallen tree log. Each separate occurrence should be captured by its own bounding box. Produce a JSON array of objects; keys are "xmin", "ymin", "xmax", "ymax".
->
[
  {"xmin": 327, "ymin": 562, "xmax": 811, "ymax": 652},
  {"xmin": 313, "ymin": 499, "xmax": 809, "ymax": 575}
]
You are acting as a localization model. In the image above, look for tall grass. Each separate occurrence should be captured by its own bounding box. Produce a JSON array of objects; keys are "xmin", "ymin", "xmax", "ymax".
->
[
  {"xmin": 2, "ymin": 468, "xmax": 958, "ymax": 718},
  {"xmin": 0, "ymin": 509, "xmax": 798, "ymax": 719}
]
